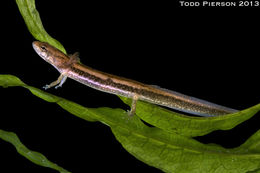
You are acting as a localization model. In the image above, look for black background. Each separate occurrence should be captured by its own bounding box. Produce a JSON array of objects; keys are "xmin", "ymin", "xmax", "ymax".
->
[{"xmin": 0, "ymin": 1, "xmax": 260, "ymax": 173}]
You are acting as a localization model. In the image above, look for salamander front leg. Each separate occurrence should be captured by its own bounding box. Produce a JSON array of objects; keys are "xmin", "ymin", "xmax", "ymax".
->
[
  {"xmin": 43, "ymin": 74, "xmax": 67, "ymax": 90},
  {"xmin": 127, "ymin": 95, "xmax": 139, "ymax": 117}
]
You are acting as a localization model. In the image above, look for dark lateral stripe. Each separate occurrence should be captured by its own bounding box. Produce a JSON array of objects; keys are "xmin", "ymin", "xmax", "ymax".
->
[
  {"xmin": 69, "ymin": 66, "xmax": 231, "ymax": 115},
  {"xmin": 70, "ymin": 66, "xmax": 156, "ymax": 96}
]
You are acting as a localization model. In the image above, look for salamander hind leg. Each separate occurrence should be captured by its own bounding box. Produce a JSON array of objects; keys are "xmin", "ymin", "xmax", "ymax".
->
[{"xmin": 127, "ymin": 95, "xmax": 139, "ymax": 117}]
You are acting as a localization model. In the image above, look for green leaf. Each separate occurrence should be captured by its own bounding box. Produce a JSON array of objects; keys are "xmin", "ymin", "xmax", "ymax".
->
[
  {"xmin": 233, "ymin": 128, "xmax": 260, "ymax": 153},
  {"xmin": 120, "ymin": 96, "xmax": 260, "ymax": 137},
  {"xmin": 2, "ymin": 74, "xmax": 260, "ymax": 173},
  {"xmin": 0, "ymin": 75, "xmax": 97, "ymax": 122},
  {"xmin": 0, "ymin": 129, "xmax": 70, "ymax": 173},
  {"xmin": 15, "ymin": 0, "xmax": 66, "ymax": 54},
  {"xmin": 112, "ymin": 119, "xmax": 260, "ymax": 173}
]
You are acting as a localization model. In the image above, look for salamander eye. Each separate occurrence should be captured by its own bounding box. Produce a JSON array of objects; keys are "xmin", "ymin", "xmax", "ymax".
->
[{"xmin": 40, "ymin": 45, "xmax": 47, "ymax": 52}]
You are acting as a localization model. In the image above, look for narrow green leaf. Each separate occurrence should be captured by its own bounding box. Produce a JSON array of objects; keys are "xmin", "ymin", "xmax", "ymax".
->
[
  {"xmin": 0, "ymin": 129, "xmax": 70, "ymax": 173},
  {"xmin": 15, "ymin": 0, "xmax": 66, "ymax": 54},
  {"xmin": 2, "ymin": 74, "xmax": 260, "ymax": 173},
  {"xmin": 120, "ymin": 96, "xmax": 260, "ymax": 137},
  {"xmin": 0, "ymin": 74, "xmax": 25, "ymax": 87},
  {"xmin": 0, "ymin": 75, "xmax": 97, "ymax": 122}
]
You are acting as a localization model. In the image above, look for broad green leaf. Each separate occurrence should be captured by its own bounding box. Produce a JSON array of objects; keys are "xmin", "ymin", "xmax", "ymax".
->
[
  {"xmin": 112, "ymin": 120, "xmax": 260, "ymax": 173},
  {"xmin": 15, "ymin": 0, "xmax": 66, "ymax": 54},
  {"xmin": 120, "ymin": 96, "xmax": 260, "ymax": 137},
  {"xmin": 0, "ymin": 129, "xmax": 70, "ymax": 173},
  {"xmin": 233, "ymin": 128, "xmax": 260, "ymax": 153},
  {"xmin": 2, "ymin": 74, "xmax": 260, "ymax": 173}
]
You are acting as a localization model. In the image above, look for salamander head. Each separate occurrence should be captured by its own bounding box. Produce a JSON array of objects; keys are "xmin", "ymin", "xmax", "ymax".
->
[{"xmin": 32, "ymin": 41, "xmax": 69, "ymax": 70}]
